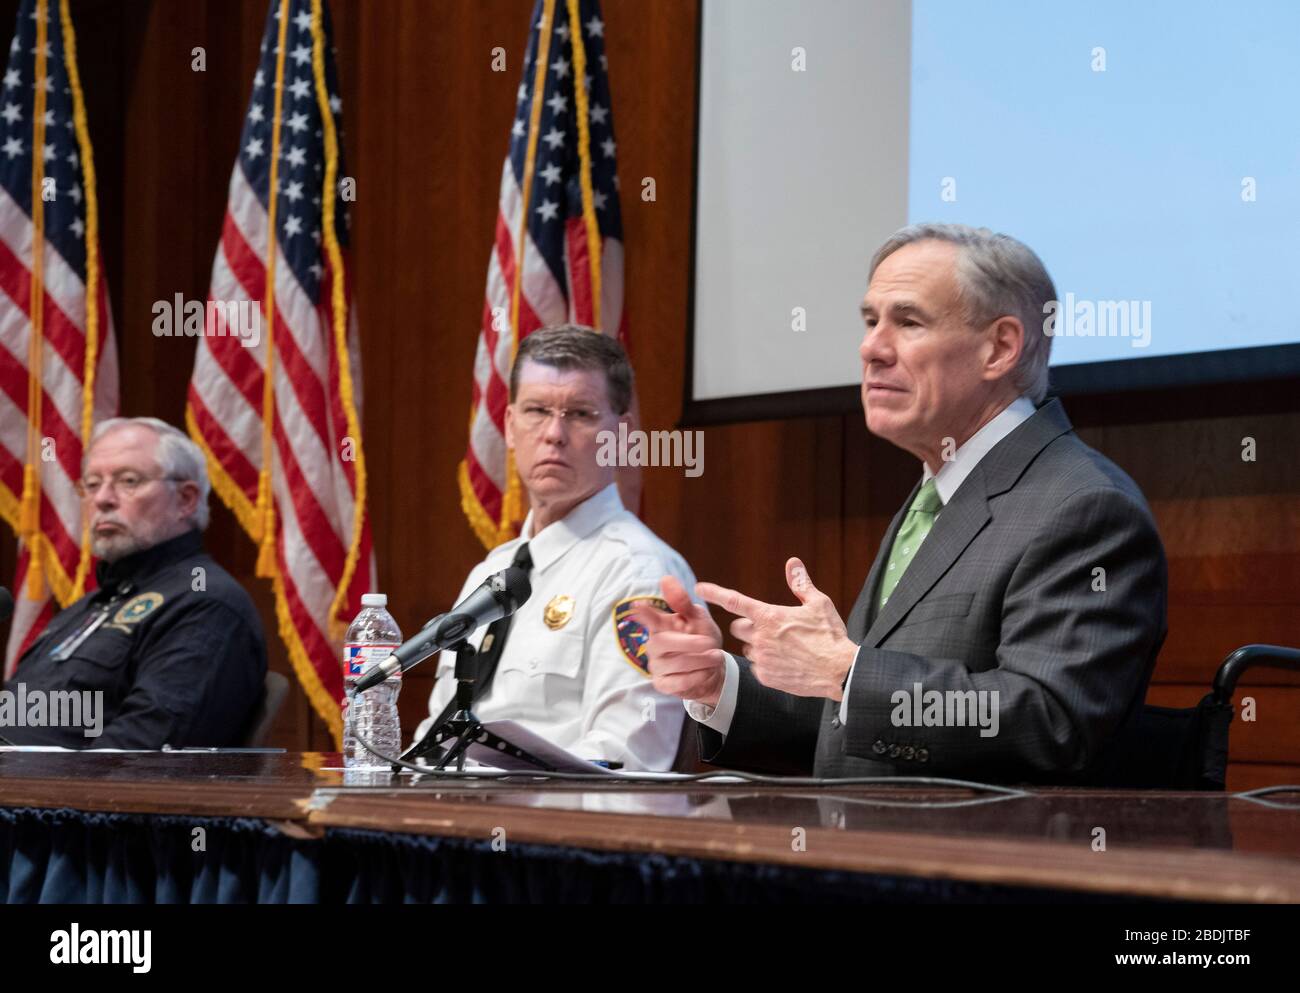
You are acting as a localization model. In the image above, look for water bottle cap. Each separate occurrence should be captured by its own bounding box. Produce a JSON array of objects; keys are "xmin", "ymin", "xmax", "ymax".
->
[{"xmin": 360, "ymin": 593, "xmax": 387, "ymax": 607}]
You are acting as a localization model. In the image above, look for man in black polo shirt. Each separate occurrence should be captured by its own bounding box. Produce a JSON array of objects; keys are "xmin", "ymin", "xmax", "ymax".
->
[{"xmin": 1, "ymin": 417, "xmax": 266, "ymax": 749}]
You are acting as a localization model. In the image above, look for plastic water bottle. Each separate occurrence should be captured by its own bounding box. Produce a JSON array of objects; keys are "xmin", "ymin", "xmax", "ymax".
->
[{"xmin": 342, "ymin": 593, "xmax": 403, "ymax": 768}]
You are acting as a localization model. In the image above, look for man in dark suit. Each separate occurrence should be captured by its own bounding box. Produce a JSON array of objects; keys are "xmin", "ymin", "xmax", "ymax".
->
[{"xmin": 635, "ymin": 223, "xmax": 1167, "ymax": 783}]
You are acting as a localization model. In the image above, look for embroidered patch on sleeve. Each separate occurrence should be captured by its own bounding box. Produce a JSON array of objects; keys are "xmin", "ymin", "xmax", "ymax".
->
[{"xmin": 612, "ymin": 595, "xmax": 672, "ymax": 675}]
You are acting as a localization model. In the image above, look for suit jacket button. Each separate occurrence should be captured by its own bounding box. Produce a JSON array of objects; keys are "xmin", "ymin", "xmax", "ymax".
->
[
  {"xmin": 916, "ymin": 747, "xmax": 929, "ymax": 763},
  {"xmin": 902, "ymin": 745, "xmax": 915, "ymax": 760},
  {"xmin": 830, "ymin": 716, "xmax": 841, "ymax": 730},
  {"xmin": 887, "ymin": 744, "xmax": 901, "ymax": 759},
  {"xmin": 872, "ymin": 739, "xmax": 887, "ymax": 756}
]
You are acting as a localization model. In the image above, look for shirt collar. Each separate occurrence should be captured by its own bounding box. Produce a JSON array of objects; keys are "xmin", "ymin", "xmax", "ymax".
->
[
  {"xmin": 923, "ymin": 394, "xmax": 1037, "ymax": 505},
  {"xmin": 518, "ymin": 482, "xmax": 624, "ymax": 573},
  {"xmin": 95, "ymin": 528, "xmax": 203, "ymax": 593}
]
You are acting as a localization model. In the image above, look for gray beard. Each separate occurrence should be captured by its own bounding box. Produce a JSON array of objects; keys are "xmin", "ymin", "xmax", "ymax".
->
[
  {"xmin": 91, "ymin": 531, "xmax": 154, "ymax": 563},
  {"xmin": 91, "ymin": 519, "xmax": 180, "ymax": 563}
]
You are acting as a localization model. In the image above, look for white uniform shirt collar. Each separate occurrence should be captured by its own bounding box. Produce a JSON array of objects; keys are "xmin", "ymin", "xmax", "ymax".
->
[
  {"xmin": 519, "ymin": 482, "xmax": 624, "ymax": 573},
  {"xmin": 923, "ymin": 394, "xmax": 1036, "ymax": 505}
]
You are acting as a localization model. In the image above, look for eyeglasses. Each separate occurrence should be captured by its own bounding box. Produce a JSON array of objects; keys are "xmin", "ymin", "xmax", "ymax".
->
[
  {"xmin": 514, "ymin": 403, "xmax": 605, "ymax": 432},
  {"xmin": 76, "ymin": 470, "xmax": 183, "ymax": 499}
]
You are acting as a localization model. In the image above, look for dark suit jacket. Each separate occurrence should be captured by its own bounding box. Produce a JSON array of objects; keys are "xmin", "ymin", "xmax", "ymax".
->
[{"xmin": 699, "ymin": 398, "xmax": 1168, "ymax": 784}]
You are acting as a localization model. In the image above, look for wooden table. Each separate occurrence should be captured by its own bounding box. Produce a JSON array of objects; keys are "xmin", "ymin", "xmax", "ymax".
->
[{"xmin": 1, "ymin": 751, "xmax": 1298, "ymax": 902}]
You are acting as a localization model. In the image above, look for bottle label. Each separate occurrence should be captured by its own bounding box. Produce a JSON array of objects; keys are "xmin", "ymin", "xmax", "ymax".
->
[{"xmin": 343, "ymin": 643, "xmax": 401, "ymax": 679}]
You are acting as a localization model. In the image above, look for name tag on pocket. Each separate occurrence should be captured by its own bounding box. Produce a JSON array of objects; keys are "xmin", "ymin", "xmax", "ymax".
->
[{"xmin": 49, "ymin": 609, "xmax": 111, "ymax": 662}]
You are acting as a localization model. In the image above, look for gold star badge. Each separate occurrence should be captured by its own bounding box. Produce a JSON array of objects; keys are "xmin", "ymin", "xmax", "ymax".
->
[
  {"xmin": 114, "ymin": 592, "xmax": 164, "ymax": 626},
  {"xmin": 543, "ymin": 594, "xmax": 576, "ymax": 630}
]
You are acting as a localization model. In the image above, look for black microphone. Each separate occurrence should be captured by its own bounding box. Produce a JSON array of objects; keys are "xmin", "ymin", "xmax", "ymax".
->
[{"xmin": 353, "ymin": 566, "xmax": 532, "ymax": 693}]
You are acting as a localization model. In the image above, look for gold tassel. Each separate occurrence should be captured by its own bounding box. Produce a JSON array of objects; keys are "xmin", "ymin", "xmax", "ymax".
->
[
  {"xmin": 18, "ymin": 464, "xmax": 39, "ymax": 536},
  {"xmin": 255, "ymin": 503, "xmax": 276, "ymax": 577},
  {"xmin": 25, "ymin": 548, "xmax": 45, "ymax": 600}
]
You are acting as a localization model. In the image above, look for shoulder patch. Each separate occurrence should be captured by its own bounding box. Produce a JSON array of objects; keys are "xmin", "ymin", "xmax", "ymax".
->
[{"xmin": 612, "ymin": 595, "xmax": 672, "ymax": 675}]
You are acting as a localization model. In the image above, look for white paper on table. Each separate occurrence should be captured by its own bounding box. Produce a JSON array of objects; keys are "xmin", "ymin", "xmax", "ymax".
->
[
  {"xmin": 0, "ymin": 745, "xmax": 158, "ymax": 753},
  {"xmin": 460, "ymin": 722, "xmax": 743, "ymax": 782},
  {"xmin": 0, "ymin": 745, "xmax": 73, "ymax": 752},
  {"xmin": 463, "ymin": 720, "xmax": 617, "ymax": 773}
]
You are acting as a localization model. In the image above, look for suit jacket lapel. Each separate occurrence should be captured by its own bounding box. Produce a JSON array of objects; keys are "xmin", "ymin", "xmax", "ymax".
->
[
  {"xmin": 863, "ymin": 480, "xmax": 991, "ymax": 645},
  {"xmin": 855, "ymin": 397, "xmax": 1076, "ymax": 647}
]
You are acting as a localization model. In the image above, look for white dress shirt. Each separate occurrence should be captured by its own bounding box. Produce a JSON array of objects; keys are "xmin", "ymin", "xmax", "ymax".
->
[
  {"xmin": 415, "ymin": 483, "xmax": 696, "ymax": 770},
  {"xmin": 687, "ymin": 395, "xmax": 1038, "ymax": 734}
]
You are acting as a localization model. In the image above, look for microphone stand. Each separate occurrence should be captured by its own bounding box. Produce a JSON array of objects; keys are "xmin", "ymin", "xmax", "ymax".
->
[{"xmin": 394, "ymin": 637, "xmax": 556, "ymax": 773}]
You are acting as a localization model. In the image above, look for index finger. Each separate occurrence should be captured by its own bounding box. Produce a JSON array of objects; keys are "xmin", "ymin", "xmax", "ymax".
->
[
  {"xmin": 626, "ymin": 601, "xmax": 675, "ymax": 636},
  {"xmin": 696, "ymin": 581, "xmax": 769, "ymax": 620},
  {"xmin": 659, "ymin": 574, "xmax": 697, "ymax": 616}
]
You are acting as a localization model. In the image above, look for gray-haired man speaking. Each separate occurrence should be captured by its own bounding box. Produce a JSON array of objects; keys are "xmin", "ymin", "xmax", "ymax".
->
[
  {"xmin": 636, "ymin": 223, "xmax": 1168, "ymax": 784},
  {"xmin": 2, "ymin": 417, "xmax": 267, "ymax": 748}
]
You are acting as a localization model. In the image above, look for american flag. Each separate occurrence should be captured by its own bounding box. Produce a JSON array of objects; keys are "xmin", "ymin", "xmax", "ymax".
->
[
  {"xmin": 186, "ymin": 0, "xmax": 372, "ymax": 742},
  {"xmin": 0, "ymin": 0, "xmax": 118, "ymax": 679},
  {"xmin": 460, "ymin": 0, "xmax": 631, "ymax": 548}
]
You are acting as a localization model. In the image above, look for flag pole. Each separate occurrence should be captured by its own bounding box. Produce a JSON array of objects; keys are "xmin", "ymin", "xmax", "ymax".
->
[
  {"xmin": 566, "ymin": 0, "xmax": 602, "ymax": 331},
  {"xmin": 255, "ymin": 0, "xmax": 294, "ymax": 578},
  {"xmin": 19, "ymin": 0, "xmax": 52, "ymax": 601},
  {"xmin": 310, "ymin": 0, "xmax": 368, "ymax": 642},
  {"xmin": 60, "ymin": 0, "xmax": 103, "ymax": 602},
  {"xmin": 502, "ymin": 0, "xmax": 559, "ymax": 545}
]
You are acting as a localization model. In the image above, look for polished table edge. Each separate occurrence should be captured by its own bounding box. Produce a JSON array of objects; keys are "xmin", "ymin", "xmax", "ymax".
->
[
  {"xmin": 305, "ymin": 789, "xmax": 1300, "ymax": 904},
  {"xmin": 0, "ymin": 776, "xmax": 314, "ymax": 822},
  {"xmin": 2, "ymin": 758, "xmax": 1299, "ymax": 903}
]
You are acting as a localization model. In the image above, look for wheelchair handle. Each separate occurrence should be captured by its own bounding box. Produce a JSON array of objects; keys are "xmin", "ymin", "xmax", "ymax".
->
[{"xmin": 1212, "ymin": 644, "xmax": 1300, "ymax": 704}]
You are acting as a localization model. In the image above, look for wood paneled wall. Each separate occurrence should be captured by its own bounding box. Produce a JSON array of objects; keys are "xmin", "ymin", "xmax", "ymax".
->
[{"xmin": 2, "ymin": 0, "xmax": 1296, "ymax": 787}]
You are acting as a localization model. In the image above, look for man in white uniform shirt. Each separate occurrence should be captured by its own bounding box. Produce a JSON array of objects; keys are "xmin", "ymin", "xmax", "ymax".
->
[{"xmin": 414, "ymin": 326, "xmax": 695, "ymax": 771}]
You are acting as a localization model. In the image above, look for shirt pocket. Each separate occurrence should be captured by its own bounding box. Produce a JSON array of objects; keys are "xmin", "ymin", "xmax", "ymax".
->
[
  {"xmin": 494, "ymin": 626, "xmax": 586, "ymax": 718},
  {"xmin": 59, "ymin": 633, "xmax": 133, "ymax": 695}
]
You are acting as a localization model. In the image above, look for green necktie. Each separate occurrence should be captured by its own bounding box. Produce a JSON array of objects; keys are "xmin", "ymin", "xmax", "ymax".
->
[{"xmin": 878, "ymin": 478, "xmax": 943, "ymax": 611}]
